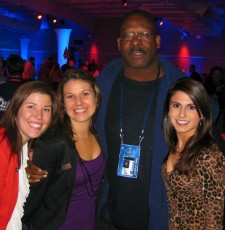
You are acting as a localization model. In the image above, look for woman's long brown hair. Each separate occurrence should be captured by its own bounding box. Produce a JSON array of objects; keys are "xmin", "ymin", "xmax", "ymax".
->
[
  {"xmin": 0, "ymin": 81, "xmax": 59, "ymax": 167},
  {"xmin": 162, "ymin": 78, "xmax": 213, "ymax": 174}
]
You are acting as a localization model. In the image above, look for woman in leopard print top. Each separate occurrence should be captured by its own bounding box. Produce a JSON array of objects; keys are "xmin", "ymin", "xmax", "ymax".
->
[{"xmin": 162, "ymin": 78, "xmax": 225, "ymax": 229}]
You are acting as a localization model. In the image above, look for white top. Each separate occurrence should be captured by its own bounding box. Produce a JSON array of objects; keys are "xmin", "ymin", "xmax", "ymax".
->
[{"xmin": 6, "ymin": 144, "xmax": 30, "ymax": 230}]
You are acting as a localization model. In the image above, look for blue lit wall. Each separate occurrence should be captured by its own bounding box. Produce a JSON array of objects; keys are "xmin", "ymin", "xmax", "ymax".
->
[
  {"xmin": 157, "ymin": 18, "xmax": 225, "ymax": 74},
  {"xmin": 0, "ymin": 23, "xmax": 90, "ymax": 73}
]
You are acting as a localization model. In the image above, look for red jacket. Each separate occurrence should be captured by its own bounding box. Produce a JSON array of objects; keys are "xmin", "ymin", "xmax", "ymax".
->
[{"xmin": 0, "ymin": 128, "xmax": 19, "ymax": 229}]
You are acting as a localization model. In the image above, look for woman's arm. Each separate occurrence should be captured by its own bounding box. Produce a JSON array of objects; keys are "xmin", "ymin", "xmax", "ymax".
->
[
  {"xmin": 22, "ymin": 132, "xmax": 76, "ymax": 230},
  {"xmin": 22, "ymin": 135, "xmax": 61, "ymax": 224},
  {"xmin": 0, "ymin": 140, "xmax": 18, "ymax": 229},
  {"xmin": 199, "ymin": 146, "xmax": 225, "ymax": 229}
]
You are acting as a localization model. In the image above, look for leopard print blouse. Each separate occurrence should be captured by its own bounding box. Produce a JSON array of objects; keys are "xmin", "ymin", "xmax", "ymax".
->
[{"xmin": 162, "ymin": 144, "xmax": 225, "ymax": 230}]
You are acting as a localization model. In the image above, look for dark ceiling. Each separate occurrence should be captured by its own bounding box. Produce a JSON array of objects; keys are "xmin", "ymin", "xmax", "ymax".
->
[{"xmin": 0, "ymin": 0, "xmax": 225, "ymax": 37}]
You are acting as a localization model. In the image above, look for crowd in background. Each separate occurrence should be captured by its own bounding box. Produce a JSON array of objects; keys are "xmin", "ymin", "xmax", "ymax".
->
[
  {"xmin": 189, "ymin": 64, "xmax": 225, "ymax": 134},
  {"xmin": 0, "ymin": 54, "xmax": 104, "ymax": 123},
  {"xmin": 0, "ymin": 55, "xmax": 102, "ymax": 93}
]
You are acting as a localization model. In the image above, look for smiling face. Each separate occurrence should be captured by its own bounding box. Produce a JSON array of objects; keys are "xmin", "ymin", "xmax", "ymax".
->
[
  {"xmin": 168, "ymin": 91, "xmax": 201, "ymax": 139},
  {"xmin": 63, "ymin": 79, "xmax": 97, "ymax": 126},
  {"xmin": 117, "ymin": 14, "xmax": 161, "ymax": 70},
  {"xmin": 17, "ymin": 92, "xmax": 52, "ymax": 144}
]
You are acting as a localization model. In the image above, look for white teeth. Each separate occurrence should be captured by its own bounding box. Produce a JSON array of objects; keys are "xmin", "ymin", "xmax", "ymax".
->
[
  {"xmin": 133, "ymin": 52, "xmax": 142, "ymax": 56},
  {"xmin": 29, "ymin": 123, "xmax": 41, "ymax": 128},
  {"xmin": 75, "ymin": 109, "xmax": 86, "ymax": 113},
  {"xmin": 177, "ymin": 120, "xmax": 188, "ymax": 124}
]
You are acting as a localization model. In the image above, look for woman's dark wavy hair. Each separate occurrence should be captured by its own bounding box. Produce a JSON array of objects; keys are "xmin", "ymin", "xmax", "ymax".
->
[
  {"xmin": 162, "ymin": 78, "xmax": 213, "ymax": 174},
  {"xmin": 57, "ymin": 68, "xmax": 102, "ymax": 142},
  {"xmin": 0, "ymin": 81, "xmax": 59, "ymax": 167}
]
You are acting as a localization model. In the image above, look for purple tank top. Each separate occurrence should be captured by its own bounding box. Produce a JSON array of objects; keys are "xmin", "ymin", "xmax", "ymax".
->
[{"xmin": 58, "ymin": 152, "xmax": 105, "ymax": 230}]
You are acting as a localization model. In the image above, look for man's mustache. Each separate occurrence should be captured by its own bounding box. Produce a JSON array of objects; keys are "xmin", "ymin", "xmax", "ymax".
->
[{"xmin": 128, "ymin": 47, "xmax": 147, "ymax": 55}]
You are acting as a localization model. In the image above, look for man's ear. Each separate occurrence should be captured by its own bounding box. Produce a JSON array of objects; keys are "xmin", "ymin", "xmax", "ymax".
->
[{"xmin": 156, "ymin": 35, "xmax": 161, "ymax": 49}]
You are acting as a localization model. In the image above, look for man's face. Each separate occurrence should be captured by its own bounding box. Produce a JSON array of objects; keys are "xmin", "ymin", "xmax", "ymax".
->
[
  {"xmin": 68, "ymin": 60, "xmax": 75, "ymax": 67},
  {"xmin": 117, "ymin": 14, "xmax": 161, "ymax": 70}
]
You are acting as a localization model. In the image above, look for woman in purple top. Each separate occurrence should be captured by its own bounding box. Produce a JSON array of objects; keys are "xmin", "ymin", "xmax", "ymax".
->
[{"xmin": 22, "ymin": 69, "xmax": 106, "ymax": 230}]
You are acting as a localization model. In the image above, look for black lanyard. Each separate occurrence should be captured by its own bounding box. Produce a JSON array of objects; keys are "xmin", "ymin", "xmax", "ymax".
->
[{"xmin": 120, "ymin": 65, "xmax": 160, "ymax": 145}]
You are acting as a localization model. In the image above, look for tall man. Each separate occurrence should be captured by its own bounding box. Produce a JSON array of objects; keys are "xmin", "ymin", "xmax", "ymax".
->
[{"xmin": 95, "ymin": 10, "xmax": 186, "ymax": 229}]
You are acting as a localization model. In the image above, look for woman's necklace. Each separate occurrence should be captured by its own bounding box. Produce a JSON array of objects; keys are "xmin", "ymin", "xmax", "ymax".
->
[
  {"xmin": 74, "ymin": 132, "xmax": 105, "ymax": 197},
  {"xmin": 76, "ymin": 151, "xmax": 106, "ymax": 197},
  {"xmin": 76, "ymin": 152, "xmax": 103, "ymax": 197}
]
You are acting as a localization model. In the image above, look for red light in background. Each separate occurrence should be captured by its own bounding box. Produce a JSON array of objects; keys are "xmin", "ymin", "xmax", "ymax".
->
[
  {"xmin": 177, "ymin": 45, "xmax": 190, "ymax": 73},
  {"xmin": 90, "ymin": 43, "xmax": 99, "ymax": 66},
  {"xmin": 222, "ymin": 133, "xmax": 225, "ymax": 140},
  {"xmin": 180, "ymin": 45, "xmax": 189, "ymax": 57}
]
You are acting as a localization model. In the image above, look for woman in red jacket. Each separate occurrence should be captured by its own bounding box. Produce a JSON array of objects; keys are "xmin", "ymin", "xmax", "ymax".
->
[{"xmin": 0, "ymin": 81, "xmax": 59, "ymax": 229}]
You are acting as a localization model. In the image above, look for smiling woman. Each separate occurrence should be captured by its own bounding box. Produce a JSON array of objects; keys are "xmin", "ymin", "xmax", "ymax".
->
[
  {"xmin": 16, "ymin": 92, "xmax": 53, "ymax": 144},
  {"xmin": 162, "ymin": 78, "xmax": 225, "ymax": 229},
  {"xmin": 0, "ymin": 81, "xmax": 59, "ymax": 230},
  {"xmin": 22, "ymin": 69, "xmax": 106, "ymax": 230}
]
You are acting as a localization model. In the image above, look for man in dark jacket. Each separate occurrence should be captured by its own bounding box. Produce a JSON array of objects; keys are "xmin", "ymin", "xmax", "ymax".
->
[{"xmin": 95, "ymin": 10, "xmax": 187, "ymax": 230}]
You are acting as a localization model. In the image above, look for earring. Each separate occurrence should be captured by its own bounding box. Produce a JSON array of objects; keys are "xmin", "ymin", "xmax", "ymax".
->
[{"xmin": 199, "ymin": 119, "xmax": 203, "ymax": 126}]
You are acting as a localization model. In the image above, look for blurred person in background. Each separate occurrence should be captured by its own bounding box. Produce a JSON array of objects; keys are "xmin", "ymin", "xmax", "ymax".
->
[
  {"xmin": 0, "ymin": 54, "xmax": 25, "ymax": 120},
  {"xmin": 49, "ymin": 63, "xmax": 63, "ymax": 92},
  {"xmin": 189, "ymin": 64, "xmax": 202, "ymax": 83},
  {"xmin": 61, "ymin": 58, "xmax": 76, "ymax": 74},
  {"xmin": 22, "ymin": 57, "xmax": 36, "ymax": 82}
]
